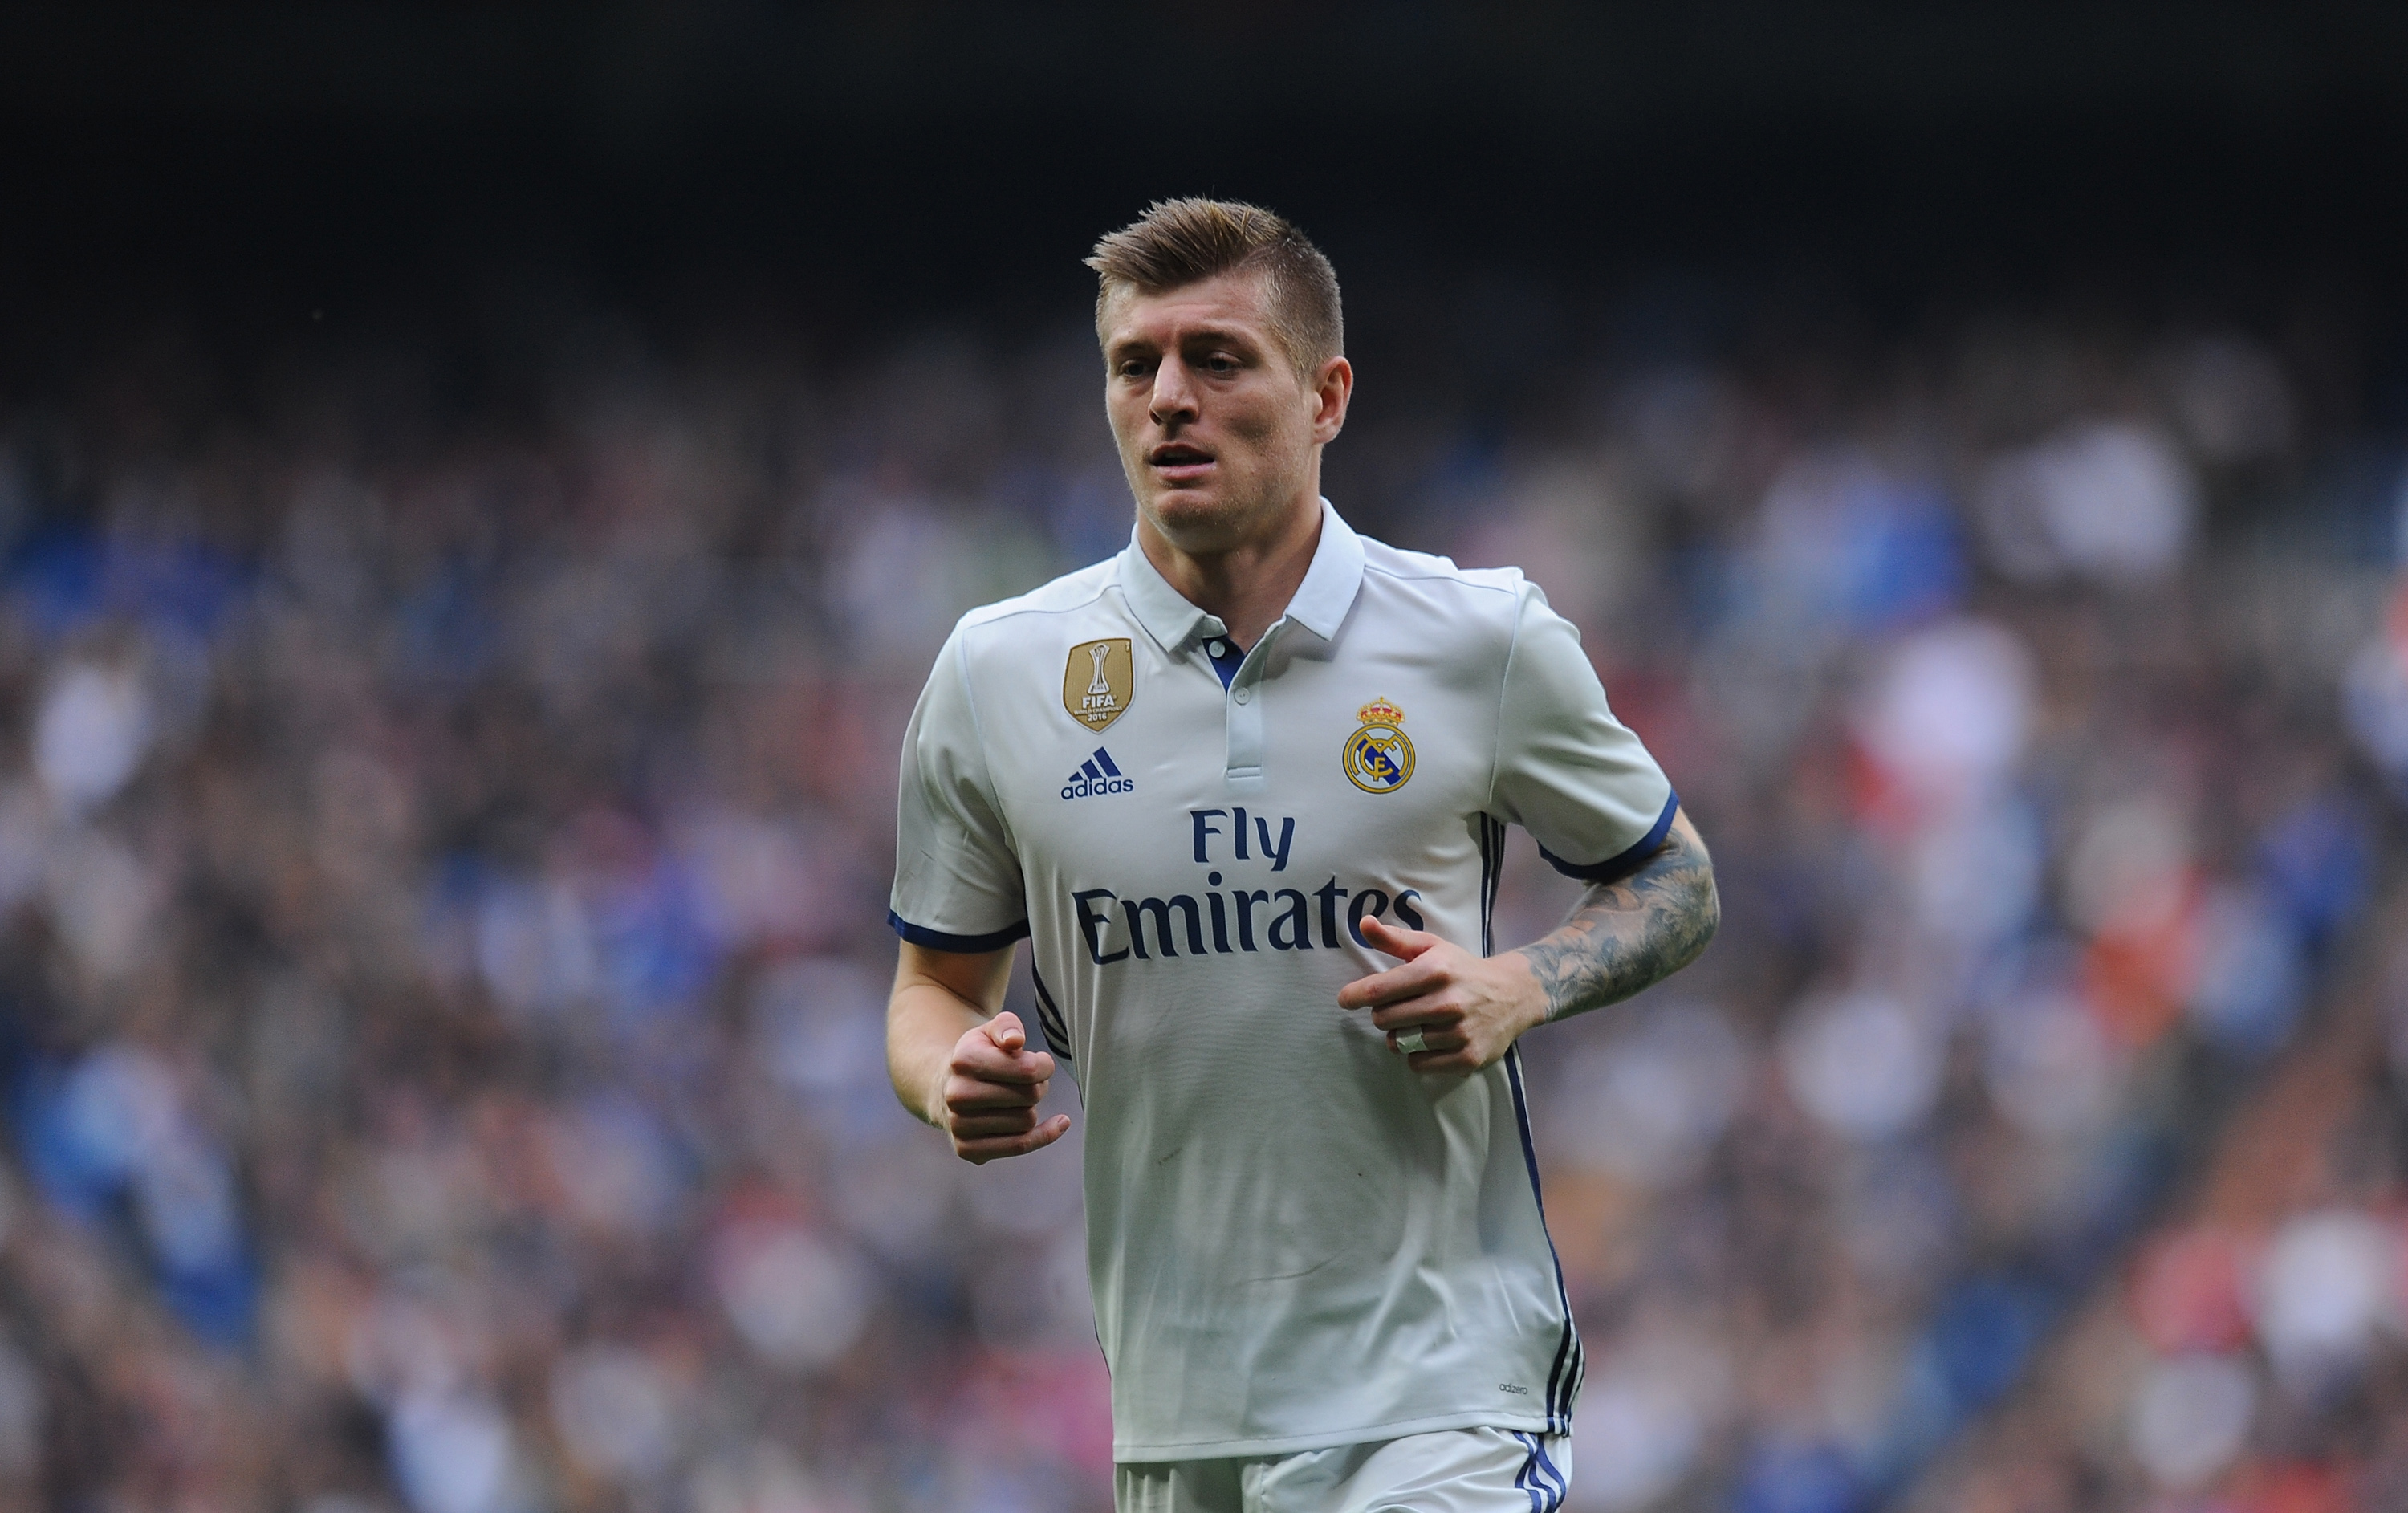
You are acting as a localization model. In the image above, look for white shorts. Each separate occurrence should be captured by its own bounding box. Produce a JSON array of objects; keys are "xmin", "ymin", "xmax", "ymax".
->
[{"xmin": 1115, "ymin": 1426, "xmax": 1572, "ymax": 1513}]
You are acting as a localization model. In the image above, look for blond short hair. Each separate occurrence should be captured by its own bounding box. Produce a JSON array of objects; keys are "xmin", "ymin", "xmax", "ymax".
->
[{"xmin": 1087, "ymin": 198, "xmax": 1344, "ymax": 380}]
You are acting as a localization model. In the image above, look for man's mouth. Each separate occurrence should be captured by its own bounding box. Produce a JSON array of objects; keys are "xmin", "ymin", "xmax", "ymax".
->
[{"xmin": 1148, "ymin": 444, "xmax": 1215, "ymax": 479}]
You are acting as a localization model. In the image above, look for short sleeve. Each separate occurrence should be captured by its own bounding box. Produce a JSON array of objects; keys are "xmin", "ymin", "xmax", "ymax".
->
[
  {"xmin": 889, "ymin": 628, "xmax": 1030, "ymax": 951},
  {"xmin": 1488, "ymin": 579, "xmax": 1678, "ymax": 881}
]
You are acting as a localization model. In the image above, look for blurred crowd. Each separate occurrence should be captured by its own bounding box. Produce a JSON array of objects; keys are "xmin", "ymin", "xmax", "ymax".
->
[
  {"xmin": 1449, "ymin": 312, "xmax": 2408, "ymax": 1513},
  {"xmin": 1907, "ymin": 916, "xmax": 2408, "ymax": 1513},
  {"xmin": 0, "ymin": 284, "xmax": 2403, "ymax": 1513}
]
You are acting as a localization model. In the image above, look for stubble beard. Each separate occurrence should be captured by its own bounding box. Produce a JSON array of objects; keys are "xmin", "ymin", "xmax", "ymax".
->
[
  {"xmin": 1129, "ymin": 442, "xmax": 1313, "ymax": 559},
  {"xmin": 1145, "ymin": 487, "xmax": 1269, "ymax": 555}
]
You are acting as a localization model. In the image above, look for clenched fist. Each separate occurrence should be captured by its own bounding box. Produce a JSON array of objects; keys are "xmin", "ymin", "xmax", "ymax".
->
[{"xmin": 934, "ymin": 1011, "xmax": 1071, "ymax": 1164}]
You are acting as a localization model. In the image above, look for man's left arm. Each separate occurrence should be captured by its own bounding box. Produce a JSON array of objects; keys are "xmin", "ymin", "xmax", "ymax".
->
[{"xmin": 1338, "ymin": 809, "xmax": 1719, "ymax": 1072}]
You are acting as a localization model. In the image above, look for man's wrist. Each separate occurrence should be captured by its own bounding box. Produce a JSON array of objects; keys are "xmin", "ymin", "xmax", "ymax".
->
[
  {"xmin": 1523, "ymin": 986, "xmax": 1556, "ymax": 1033},
  {"xmin": 897, "ymin": 1049, "xmax": 945, "ymax": 1129},
  {"xmin": 1501, "ymin": 950, "xmax": 1555, "ymax": 1033}
]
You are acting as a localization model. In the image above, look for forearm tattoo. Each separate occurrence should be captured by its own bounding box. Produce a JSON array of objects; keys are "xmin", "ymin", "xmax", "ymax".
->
[{"xmin": 1515, "ymin": 823, "xmax": 1719, "ymax": 1022}]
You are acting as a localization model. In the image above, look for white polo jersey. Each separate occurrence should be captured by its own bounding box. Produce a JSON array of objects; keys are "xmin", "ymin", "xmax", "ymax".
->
[{"xmin": 890, "ymin": 501, "xmax": 1677, "ymax": 1462}]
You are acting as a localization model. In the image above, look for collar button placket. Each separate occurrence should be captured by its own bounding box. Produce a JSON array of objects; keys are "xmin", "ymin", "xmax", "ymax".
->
[{"xmin": 1223, "ymin": 635, "xmax": 1268, "ymax": 793}]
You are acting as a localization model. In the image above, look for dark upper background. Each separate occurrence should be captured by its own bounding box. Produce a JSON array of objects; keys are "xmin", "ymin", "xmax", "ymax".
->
[{"xmin": 6, "ymin": 2, "xmax": 2408, "ymax": 397}]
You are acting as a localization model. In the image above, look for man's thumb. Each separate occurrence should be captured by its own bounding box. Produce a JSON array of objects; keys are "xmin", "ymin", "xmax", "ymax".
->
[{"xmin": 983, "ymin": 1011, "xmax": 1026, "ymax": 1051}]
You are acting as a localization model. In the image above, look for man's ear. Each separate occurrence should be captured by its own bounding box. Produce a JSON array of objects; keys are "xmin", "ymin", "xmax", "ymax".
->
[{"xmin": 1312, "ymin": 356, "xmax": 1353, "ymax": 443}]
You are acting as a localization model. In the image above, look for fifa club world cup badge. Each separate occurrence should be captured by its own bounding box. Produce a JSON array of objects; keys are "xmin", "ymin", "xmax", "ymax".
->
[
  {"xmin": 1064, "ymin": 639, "xmax": 1135, "ymax": 733},
  {"xmin": 1342, "ymin": 698, "xmax": 1415, "ymax": 794}
]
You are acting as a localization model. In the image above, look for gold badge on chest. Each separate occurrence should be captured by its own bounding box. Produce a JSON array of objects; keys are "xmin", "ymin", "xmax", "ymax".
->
[
  {"xmin": 1343, "ymin": 698, "xmax": 1415, "ymax": 793},
  {"xmin": 1064, "ymin": 638, "xmax": 1135, "ymax": 732}
]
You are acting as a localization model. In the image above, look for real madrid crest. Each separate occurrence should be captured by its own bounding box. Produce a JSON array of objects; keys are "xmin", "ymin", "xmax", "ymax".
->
[
  {"xmin": 1064, "ymin": 638, "xmax": 1135, "ymax": 732},
  {"xmin": 1343, "ymin": 698, "xmax": 1415, "ymax": 794}
]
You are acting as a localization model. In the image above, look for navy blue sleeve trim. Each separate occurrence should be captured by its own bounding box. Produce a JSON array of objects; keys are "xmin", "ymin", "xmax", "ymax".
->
[
  {"xmin": 886, "ymin": 911, "xmax": 1031, "ymax": 953},
  {"xmin": 1536, "ymin": 790, "xmax": 1680, "ymax": 883}
]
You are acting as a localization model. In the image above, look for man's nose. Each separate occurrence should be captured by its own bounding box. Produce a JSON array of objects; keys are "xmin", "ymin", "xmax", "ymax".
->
[{"xmin": 1149, "ymin": 358, "xmax": 1199, "ymax": 424}]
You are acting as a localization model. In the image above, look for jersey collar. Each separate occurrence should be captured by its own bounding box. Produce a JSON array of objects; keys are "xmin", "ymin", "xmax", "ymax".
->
[{"xmin": 1115, "ymin": 498, "xmax": 1366, "ymax": 652}]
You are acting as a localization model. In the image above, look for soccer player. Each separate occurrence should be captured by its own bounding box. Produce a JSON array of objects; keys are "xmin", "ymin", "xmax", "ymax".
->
[{"xmin": 885, "ymin": 199, "xmax": 1718, "ymax": 1511}]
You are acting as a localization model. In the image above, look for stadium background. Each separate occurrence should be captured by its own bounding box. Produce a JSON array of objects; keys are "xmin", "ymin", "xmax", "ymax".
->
[{"xmin": 3, "ymin": 5, "xmax": 2408, "ymax": 1510}]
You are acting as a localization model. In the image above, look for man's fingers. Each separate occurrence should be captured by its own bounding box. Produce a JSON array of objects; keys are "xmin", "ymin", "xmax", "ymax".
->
[
  {"xmin": 952, "ymin": 1107, "xmax": 1049, "ymax": 1138},
  {"xmin": 954, "ymin": 1113, "xmax": 1072, "ymax": 1165},
  {"xmin": 1357, "ymin": 913, "xmax": 1439, "ymax": 959},
  {"xmin": 946, "ymin": 1076, "xmax": 1050, "ymax": 1114},
  {"xmin": 952, "ymin": 1038, "xmax": 1055, "ymax": 1084},
  {"xmin": 952, "ymin": 1050, "xmax": 1056, "ymax": 1085},
  {"xmin": 1385, "ymin": 1019, "xmax": 1467, "ymax": 1049},
  {"xmin": 1336, "ymin": 958, "xmax": 1445, "ymax": 1011},
  {"xmin": 1369, "ymin": 998, "xmax": 1463, "ymax": 1035},
  {"xmin": 982, "ymin": 1011, "xmax": 1028, "ymax": 1053},
  {"xmin": 1337, "ymin": 928, "xmax": 1463, "ymax": 1010}
]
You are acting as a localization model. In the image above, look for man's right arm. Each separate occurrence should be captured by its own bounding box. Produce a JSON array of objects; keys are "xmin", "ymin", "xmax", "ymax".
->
[{"xmin": 887, "ymin": 942, "xmax": 1071, "ymax": 1164}]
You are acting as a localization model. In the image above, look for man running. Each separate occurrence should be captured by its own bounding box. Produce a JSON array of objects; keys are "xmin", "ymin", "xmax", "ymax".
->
[{"xmin": 885, "ymin": 197, "xmax": 1718, "ymax": 1511}]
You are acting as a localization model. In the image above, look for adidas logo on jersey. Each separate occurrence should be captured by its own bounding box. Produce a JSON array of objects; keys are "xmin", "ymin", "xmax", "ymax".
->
[{"xmin": 1061, "ymin": 746, "xmax": 1135, "ymax": 800}]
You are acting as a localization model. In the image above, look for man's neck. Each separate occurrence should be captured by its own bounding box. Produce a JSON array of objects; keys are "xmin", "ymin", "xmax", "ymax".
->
[{"xmin": 1135, "ymin": 494, "xmax": 1324, "ymax": 650}]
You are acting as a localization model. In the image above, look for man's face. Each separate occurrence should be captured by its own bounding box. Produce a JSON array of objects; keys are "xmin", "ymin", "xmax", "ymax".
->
[{"xmin": 1100, "ymin": 270, "xmax": 1349, "ymax": 554}]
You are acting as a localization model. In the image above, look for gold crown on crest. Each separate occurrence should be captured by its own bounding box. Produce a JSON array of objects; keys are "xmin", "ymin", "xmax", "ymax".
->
[{"xmin": 1355, "ymin": 698, "xmax": 1405, "ymax": 726}]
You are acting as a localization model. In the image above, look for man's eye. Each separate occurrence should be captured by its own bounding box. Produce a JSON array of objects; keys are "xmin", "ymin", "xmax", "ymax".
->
[{"xmin": 1205, "ymin": 355, "xmax": 1239, "ymax": 374}]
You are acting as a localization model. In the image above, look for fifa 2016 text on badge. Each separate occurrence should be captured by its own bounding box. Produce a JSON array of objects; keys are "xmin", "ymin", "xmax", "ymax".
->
[
  {"xmin": 1342, "ymin": 698, "xmax": 1415, "ymax": 794},
  {"xmin": 1064, "ymin": 639, "xmax": 1135, "ymax": 733}
]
